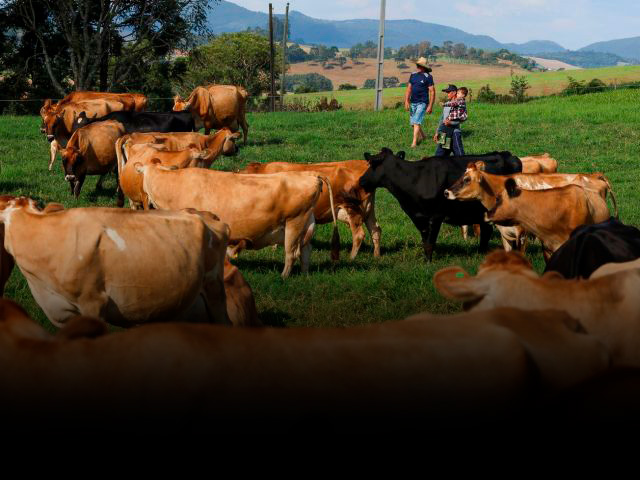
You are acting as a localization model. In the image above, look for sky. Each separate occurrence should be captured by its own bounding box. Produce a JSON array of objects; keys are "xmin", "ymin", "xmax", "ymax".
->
[{"xmin": 229, "ymin": 0, "xmax": 640, "ymax": 50}]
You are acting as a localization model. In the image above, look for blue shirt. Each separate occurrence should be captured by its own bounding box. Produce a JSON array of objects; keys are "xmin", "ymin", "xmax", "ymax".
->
[{"xmin": 408, "ymin": 72, "xmax": 434, "ymax": 104}]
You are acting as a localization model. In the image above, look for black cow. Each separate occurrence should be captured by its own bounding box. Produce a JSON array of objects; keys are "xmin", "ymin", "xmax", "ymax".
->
[
  {"xmin": 72, "ymin": 110, "xmax": 195, "ymax": 134},
  {"xmin": 544, "ymin": 218, "xmax": 640, "ymax": 279},
  {"xmin": 358, "ymin": 148, "xmax": 522, "ymax": 260}
]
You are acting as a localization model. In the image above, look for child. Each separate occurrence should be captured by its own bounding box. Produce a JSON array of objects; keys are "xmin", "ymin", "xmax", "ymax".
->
[{"xmin": 434, "ymin": 85, "xmax": 468, "ymax": 157}]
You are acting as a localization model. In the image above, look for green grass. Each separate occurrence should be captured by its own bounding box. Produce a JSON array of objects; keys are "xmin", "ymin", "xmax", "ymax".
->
[
  {"xmin": 290, "ymin": 65, "xmax": 640, "ymax": 109},
  {"xmin": 1, "ymin": 88, "xmax": 639, "ymax": 331}
]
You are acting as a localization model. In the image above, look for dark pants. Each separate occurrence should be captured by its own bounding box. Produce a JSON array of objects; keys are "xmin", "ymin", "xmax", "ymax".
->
[{"xmin": 435, "ymin": 128, "xmax": 464, "ymax": 157}]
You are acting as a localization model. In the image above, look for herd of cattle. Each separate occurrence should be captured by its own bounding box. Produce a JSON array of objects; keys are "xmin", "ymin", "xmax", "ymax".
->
[{"xmin": 2, "ymin": 85, "xmax": 640, "ymax": 432}]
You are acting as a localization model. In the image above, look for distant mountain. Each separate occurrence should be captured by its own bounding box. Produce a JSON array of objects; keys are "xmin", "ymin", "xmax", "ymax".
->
[
  {"xmin": 579, "ymin": 36, "xmax": 640, "ymax": 62},
  {"xmin": 206, "ymin": 1, "xmax": 566, "ymax": 52},
  {"xmin": 502, "ymin": 40, "xmax": 567, "ymax": 55}
]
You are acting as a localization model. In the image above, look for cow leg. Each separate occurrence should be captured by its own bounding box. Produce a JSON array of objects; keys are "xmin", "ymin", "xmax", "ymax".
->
[
  {"xmin": 422, "ymin": 217, "xmax": 443, "ymax": 261},
  {"xmin": 282, "ymin": 213, "xmax": 314, "ymax": 278},
  {"xmin": 96, "ymin": 173, "xmax": 107, "ymax": 190},
  {"xmin": 340, "ymin": 208, "xmax": 365, "ymax": 260},
  {"xmin": 115, "ymin": 169, "xmax": 124, "ymax": 208},
  {"xmin": 461, "ymin": 225, "xmax": 469, "ymax": 241},
  {"xmin": 478, "ymin": 222, "xmax": 493, "ymax": 253},
  {"xmin": 240, "ymin": 116, "xmax": 249, "ymax": 144},
  {"xmin": 200, "ymin": 282, "xmax": 231, "ymax": 326},
  {"xmin": 48, "ymin": 140, "xmax": 59, "ymax": 171},
  {"xmin": 363, "ymin": 195, "xmax": 382, "ymax": 257}
]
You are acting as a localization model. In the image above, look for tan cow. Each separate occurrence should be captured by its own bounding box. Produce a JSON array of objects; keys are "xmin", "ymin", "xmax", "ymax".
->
[
  {"xmin": 60, "ymin": 119, "xmax": 126, "ymax": 201},
  {"xmin": 0, "ymin": 298, "xmax": 609, "ymax": 432},
  {"xmin": 240, "ymin": 160, "xmax": 382, "ymax": 258},
  {"xmin": 485, "ymin": 179, "xmax": 611, "ymax": 260},
  {"xmin": 0, "ymin": 196, "xmax": 15, "ymax": 296},
  {"xmin": 518, "ymin": 153, "xmax": 558, "ymax": 173},
  {"xmin": 0, "ymin": 198, "xmax": 230, "ymax": 328},
  {"xmin": 173, "ymin": 85, "xmax": 249, "ymax": 142},
  {"xmin": 115, "ymin": 139, "xmax": 210, "ymax": 209},
  {"xmin": 40, "ymin": 91, "xmax": 147, "ymax": 118},
  {"xmin": 224, "ymin": 256, "xmax": 260, "ymax": 327},
  {"xmin": 445, "ymin": 165, "xmax": 617, "ymax": 251},
  {"xmin": 134, "ymin": 163, "xmax": 340, "ymax": 278},
  {"xmin": 42, "ymin": 99, "xmax": 126, "ymax": 170},
  {"xmin": 433, "ymin": 249, "xmax": 640, "ymax": 368}
]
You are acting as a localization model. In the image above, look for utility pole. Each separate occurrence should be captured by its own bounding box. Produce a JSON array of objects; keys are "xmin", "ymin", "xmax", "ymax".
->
[
  {"xmin": 281, "ymin": 3, "xmax": 289, "ymax": 110},
  {"xmin": 374, "ymin": 0, "xmax": 386, "ymax": 111},
  {"xmin": 269, "ymin": 3, "xmax": 276, "ymax": 112}
]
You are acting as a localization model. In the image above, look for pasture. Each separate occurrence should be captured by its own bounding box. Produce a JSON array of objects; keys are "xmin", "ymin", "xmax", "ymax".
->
[
  {"xmin": 1, "ymin": 88, "xmax": 639, "ymax": 331},
  {"xmin": 292, "ymin": 64, "xmax": 640, "ymax": 109}
]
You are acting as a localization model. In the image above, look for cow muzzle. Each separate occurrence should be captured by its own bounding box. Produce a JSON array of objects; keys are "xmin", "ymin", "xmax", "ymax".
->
[
  {"xmin": 444, "ymin": 189, "xmax": 456, "ymax": 200},
  {"xmin": 65, "ymin": 174, "xmax": 76, "ymax": 182},
  {"xmin": 47, "ymin": 135, "xmax": 55, "ymax": 142}
]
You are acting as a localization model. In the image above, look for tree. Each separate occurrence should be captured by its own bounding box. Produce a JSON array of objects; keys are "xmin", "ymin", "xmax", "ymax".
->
[
  {"xmin": 452, "ymin": 43, "xmax": 466, "ymax": 58},
  {"xmin": 509, "ymin": 74, "xmax": 531, "ymax": 102},
  {"xmin": 286, "ymin": 44, "xmax": 311, "ymax": 63},
  {"xmin": 3, "ymin": 0, "xmax": 211, "ymax": 94},
  {"xmin": 284, "ymin": 73, "xmax": 332, "ymax": 93},
  {"xmin": 180, "ymin": 32, "xmax": 282, "ymax": 99}
]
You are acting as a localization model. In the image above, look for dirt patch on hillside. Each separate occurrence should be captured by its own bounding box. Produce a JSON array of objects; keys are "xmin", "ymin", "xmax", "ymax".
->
[{"xmin": 288, "ymin": 58, "xmax": 529, "ymax": 88}]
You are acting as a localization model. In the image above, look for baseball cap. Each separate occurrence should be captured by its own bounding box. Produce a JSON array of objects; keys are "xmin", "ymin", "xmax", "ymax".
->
[{"xmin": 441, "ymin": 84, "xmax": 458, "ymax": 92}]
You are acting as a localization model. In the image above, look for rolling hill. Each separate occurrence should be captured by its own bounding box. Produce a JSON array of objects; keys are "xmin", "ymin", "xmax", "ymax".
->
[
  {"xmin": 579, "ymin": 36, "xmax": 640, "ymax": 62},
  {"xmin": 206, "ymin": 1, "xmax": 566, "ymax": 52}
]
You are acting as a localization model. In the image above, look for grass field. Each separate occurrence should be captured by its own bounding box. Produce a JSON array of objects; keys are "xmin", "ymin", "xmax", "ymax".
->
[
  {"xmin": 1, "ymin": 88, "xmax": 639, "ymax": 332},
  {"xmin": 290, "ymin": 65, "xmax": 640, "ymax": 109}
]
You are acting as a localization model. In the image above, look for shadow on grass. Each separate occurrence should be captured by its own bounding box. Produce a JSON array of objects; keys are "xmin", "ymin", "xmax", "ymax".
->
[
  {"xmin": 245, "ymin": 138, "xmax": 284, "ymax": 147},
  {"xmin": 86, "ymin": 184, "xmax": 119, "ymax": 203},
  {"xmin": 258, "ymin": 308, "xmax": 291, "ymax": 328},
  {"xmin": 0, "ymin": 181, "xmax": 31, "ymax": 191}
]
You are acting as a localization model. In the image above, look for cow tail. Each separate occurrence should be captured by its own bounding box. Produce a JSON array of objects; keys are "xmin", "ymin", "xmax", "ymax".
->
[
  {"xmin": 318, "ymin": 175, "xmax": 340, "ymax": 262},
  {"xmin": 115, "ymin": 135, "xmax": 129, "ymax": 179},
  {"xmin": 601, "ymin": 174, "xmax": 619, "ymax": 219}
]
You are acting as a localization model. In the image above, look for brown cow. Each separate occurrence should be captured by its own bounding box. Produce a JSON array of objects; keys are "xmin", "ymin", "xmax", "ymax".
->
[
  {"xmin": 240, "ymin": 160, "xmax": 382, "ymax": 258},
  {"xmin": 117, "ymin": 127, "xmax": 242, "ymax": 166},
  {"xmin": 0, "ymin": 196, "xmax": 15, "ymax": 296},
  {"xmin": 115, "ymin": 139, "xmax": 210, "ymax": 209},
  {"xmin": 224, "ymin": 256, "xmax": 260, "ymax": 327},
  {"xmin": 0, "ymin": 198, "xmax": 230, "ymax": 328},
  {"xmin": 59, "ymin": 119, "xmax": 126, "ymax": 201},
  {"xmin": 173, "ymin": 85, "xmax": 249, "ymax": 142},
  {"xmin": 445, "ymin": 165, "xmax": 615, "ymax": 254},
  {"xmin": 484, "ymin": 179, "xmax": 611, "ymax": 260},
  {"xmin": 40, "ymin": 91, "xmax": 147, "ymax": 118},
  {"xmin": 134, "ymin": 163, "xmax": 340, "ymax": 278},
  {"xmin": 0, "ymin": 298, "xmax": 609, "ymax": 433},
  {"xmin": 433, "ymin": 249, "xmax": 640, "ymax": 368},
  {"xmin": 42, "ymin": 99, "xmax": 126, "ymax": 171},
  {"xmin": 518, "ymin": 153, "xmax": 558, "ymax": 173}
]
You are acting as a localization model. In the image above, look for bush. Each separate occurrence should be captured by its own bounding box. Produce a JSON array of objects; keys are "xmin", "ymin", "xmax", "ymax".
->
[
  {"xmin": 362, "ymin": 77, "xmax": 399, "ymax": 89},
  {"xmin": 586, "ymin": 78, "xmax": 607, "ymax": 93},
  {"xmin": 562, "ymin": 76, "xmax": 586, "ymax": 95},
  {"xmin": 282, "ymin": 96, "xmax": 342, "ymax": 112},
  {"xmin": 509, "ymin": 75, "xmax": 531, "ymax": 102},
  {"xmin": 338, "ymin": 83, "xmax": 357, "ymax": 90},
  {"xmin": 363, "ymin": 79, "xmax": 376, "ymax": 89},
  {"xmin": 476, "ymin": 84, "xmax": 515, "ymax": 104},
  {"xmin": 397, "ymin": 62, "xmax": 408, "ymax": 69}
]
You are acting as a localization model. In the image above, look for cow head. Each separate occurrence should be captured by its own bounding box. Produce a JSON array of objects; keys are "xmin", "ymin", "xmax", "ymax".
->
[
  {"xmin": 222, "ymin": 131, "xmax": 242, "ymax": 156},
  {"xmin": 60, "ymin": 146, "xmax": 86, "ymax": 198},
  {"xmin": 444, "ymin": 164, "xmax": 484, "ymax": 201},
  {"xmin": 173, "ymin": 94, "xmax": 189, "ymax": 112},
  {"xmin": 42, "ymin": 112, "xmax": 64, "ymax": 142},
  {"xmin": 359, "ymin": 147, "xmax": 397, "ymax": 193},
  {"xmin": 433, "ymin": 250, "xmax": 537, "ymax": 311},
  {"xmin": 484, "ymin": 178, "xmax": 521, "ymax": 225},
  {"xmin": 73, "ymin": 111, "xmax": 95, "ymax": 132}
]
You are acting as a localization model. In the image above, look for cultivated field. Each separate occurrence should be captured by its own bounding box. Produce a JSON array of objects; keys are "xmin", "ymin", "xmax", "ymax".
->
[
  {"xmin": 288, "ymin": 57, "xmax": 526, "ymax": 89},
  {"xmin": 291, "ymin": 64, "xmax": 640, "ymax": 109},
  {"xmin": 1, "ymin": 89, "xmax": 638, "ymax": 331}
]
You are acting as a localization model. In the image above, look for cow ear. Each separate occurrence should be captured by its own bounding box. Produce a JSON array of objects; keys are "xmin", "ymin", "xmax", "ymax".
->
[
  {"xmin": 468, "ymin": 163, "xmax": 477, "ymax": 171},
  {"xmin": 504, "ymin": 178, "xmax": 520, "ymax": 198},
  {"xmin": 433, "ymin": 266, "xmax": 488, "ymax": 303},
  {"xmin": 364, "ymin": 152, "xmax": 372, "ymax": 162},
  {"xmin": 396, "ymin": 151, "xmax": 406, "ymax": 160},
  {"xmin": 134, "ymin": 162, "xmax": 145, "ymax": 173}
]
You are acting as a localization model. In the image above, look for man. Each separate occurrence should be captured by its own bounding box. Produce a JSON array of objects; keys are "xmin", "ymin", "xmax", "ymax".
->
[
  {"xmin": 433, "ymin": 84, "xmax": 467, "ymax": 157},
  {"xmin": 404, "ymin": 56, "xmax": 435, "ymax": 148}
]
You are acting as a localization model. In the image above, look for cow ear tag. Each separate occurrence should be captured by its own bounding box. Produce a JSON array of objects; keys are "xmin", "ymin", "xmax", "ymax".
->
[{"xmin": 455, "ymin": 272, "xmax": 465, "ymax": 278}]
